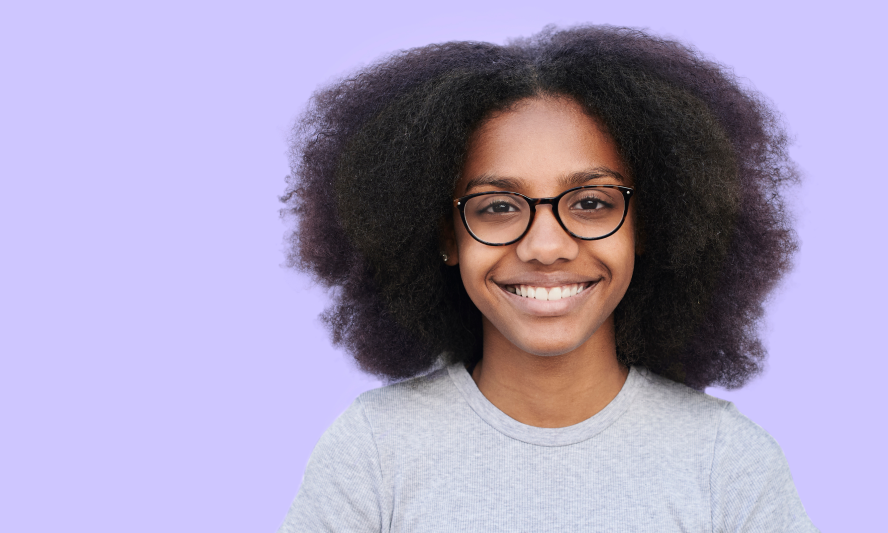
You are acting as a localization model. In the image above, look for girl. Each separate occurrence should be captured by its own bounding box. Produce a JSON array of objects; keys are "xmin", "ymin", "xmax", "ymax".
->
[{"xmin": 278, "ymin": 25, "xmax": 817, "ymax": 532}]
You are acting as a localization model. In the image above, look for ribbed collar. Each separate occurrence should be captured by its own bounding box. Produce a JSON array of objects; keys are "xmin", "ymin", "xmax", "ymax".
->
[{"xmin": 447, "ymin": 362, "xmax": 646, "ymax": 447}]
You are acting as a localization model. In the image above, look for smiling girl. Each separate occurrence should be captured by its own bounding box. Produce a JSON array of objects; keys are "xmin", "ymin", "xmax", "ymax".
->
[{"xmin": 278, "ymin": 25, "xmax": 817, "ymax": 532}]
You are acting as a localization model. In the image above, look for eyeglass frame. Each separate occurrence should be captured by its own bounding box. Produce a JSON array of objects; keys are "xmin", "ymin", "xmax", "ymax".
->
[{"xmin": 453, "ymin": 184, "xmax": 634, "ymax": 246}]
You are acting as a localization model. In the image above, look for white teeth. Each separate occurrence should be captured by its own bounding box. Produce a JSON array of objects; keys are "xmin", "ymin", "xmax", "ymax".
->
[{"xmin": 508, "ymin": 283, "xmax": 588, "ymax": 299}]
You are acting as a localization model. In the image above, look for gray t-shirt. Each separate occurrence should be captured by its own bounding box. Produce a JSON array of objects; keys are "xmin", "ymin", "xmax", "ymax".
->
[{"xmin": 279, "ymin": 364, "xmax": 817, "ymax": 532}]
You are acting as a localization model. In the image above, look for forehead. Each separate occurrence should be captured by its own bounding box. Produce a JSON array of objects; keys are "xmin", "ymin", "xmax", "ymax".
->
[{"xmin": 459, "ymin": 97, "xmax": 629, "ymax": 195}]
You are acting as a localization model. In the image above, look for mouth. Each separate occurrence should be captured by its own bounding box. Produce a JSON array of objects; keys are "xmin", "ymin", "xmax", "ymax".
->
[{"xmin": 499, "ymin": 281, "xmax": 595, "ymax": 301}]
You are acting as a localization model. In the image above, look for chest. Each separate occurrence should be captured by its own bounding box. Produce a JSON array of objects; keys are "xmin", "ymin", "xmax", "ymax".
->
[{"xmin": 381, "ymin": 438, "xmax": 712, "ymax": 533}]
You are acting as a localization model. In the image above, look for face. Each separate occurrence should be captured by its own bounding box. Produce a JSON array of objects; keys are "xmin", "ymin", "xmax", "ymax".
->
[{"xmin": 443, "ymin": 96, "xmax": 636, "ymax": 357}]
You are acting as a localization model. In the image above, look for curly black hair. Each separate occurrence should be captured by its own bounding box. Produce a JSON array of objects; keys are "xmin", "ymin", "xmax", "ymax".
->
[{"xmin": 282, "ymin": 25, "xmax": 799, "ymax": 390}]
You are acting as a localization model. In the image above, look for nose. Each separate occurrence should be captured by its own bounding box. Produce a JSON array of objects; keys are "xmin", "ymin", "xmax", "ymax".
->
[{"xmin": 515, "ymin": 204, "xmax": 579, "ymax": 265}]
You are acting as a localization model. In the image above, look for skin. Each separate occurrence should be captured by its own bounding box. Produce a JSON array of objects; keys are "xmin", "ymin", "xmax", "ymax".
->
[{"xmin": 441, "ymin": 96, "xmax": 637, "ymax": 428}]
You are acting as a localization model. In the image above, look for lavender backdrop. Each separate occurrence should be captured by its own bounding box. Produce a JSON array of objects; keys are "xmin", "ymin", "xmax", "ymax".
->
[{"xmin": 1, "ymin": 1, "xmax": 884, "ymax": 531}]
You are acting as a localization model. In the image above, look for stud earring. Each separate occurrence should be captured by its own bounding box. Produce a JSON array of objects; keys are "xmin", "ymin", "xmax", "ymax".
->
[{"xmin": 441, "ymin": 252, "xmax": 449, "ymax": 262}]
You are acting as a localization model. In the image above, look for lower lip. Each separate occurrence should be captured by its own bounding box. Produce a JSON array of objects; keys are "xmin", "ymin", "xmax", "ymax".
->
[{"xmin": 496, "ymin": 282, "xmax": 598, "ymax": 316}]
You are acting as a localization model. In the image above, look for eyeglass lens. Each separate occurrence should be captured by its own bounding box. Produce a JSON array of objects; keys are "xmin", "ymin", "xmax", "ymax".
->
[{"xmin": 462, "ymin": 188, "xmax": 626, "ymax": 244}]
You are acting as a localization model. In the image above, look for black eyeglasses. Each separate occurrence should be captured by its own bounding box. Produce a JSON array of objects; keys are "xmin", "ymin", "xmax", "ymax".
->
[{"xmin": 454, "ymin": 185, "xmax": 634, "ymax": 246}]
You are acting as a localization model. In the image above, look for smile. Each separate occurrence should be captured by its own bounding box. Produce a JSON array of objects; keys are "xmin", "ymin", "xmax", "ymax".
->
[
  {"xmin": 494, "ymin": 280, "xmax": 599, "ymax": 317},
  {"xmin": 502, "ymin": 282, "xmax": 594, "ymax": 301}
]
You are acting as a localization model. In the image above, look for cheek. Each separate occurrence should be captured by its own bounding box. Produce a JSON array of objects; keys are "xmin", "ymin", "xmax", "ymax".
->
[
  {"xmin": 603, "ymin": 231, "xmax": 636, "ymax": 296},
  {"xmin": 456, "ymin": 238, "xmax": 494, "ymax": 289},
  {"xmin": 454, "ymin": 225, "xmax": 505, "ymax": 305},
  {"xmin": 582, "ymin": 228, "xmax": 635, "ymax": 295}
]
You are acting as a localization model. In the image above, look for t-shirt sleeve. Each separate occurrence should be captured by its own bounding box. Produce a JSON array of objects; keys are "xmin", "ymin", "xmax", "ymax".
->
[
  {"xmin": 709, "ymin": 402, "xmax": 818, "ymax": 533},
  {"xmin": 277, "ymin": 397, "xmax": 386, "ymax": 533}
]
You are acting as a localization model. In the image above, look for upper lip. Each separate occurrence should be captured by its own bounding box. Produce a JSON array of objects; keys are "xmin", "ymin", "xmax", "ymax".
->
[{"xmin": 493, "ymin": 274, "xmax": 599, "ymax": 287}]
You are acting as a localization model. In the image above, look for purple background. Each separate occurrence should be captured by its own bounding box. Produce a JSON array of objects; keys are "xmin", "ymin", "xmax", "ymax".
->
[{"xmin": 1, "ymin": 1, "xmax": 884, "ymax": 531}]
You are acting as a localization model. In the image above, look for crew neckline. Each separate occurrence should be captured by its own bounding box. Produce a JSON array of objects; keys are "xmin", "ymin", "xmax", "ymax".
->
[{"xmin": 447, "ymin": 362, "xmax": 647, "ymax": 447}]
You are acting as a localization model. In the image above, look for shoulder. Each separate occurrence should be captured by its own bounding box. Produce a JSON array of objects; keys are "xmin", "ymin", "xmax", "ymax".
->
[
  {"xmin": 358, "ymin": 365, "xmax": 456, "ymax": 410},
  {"xmin": 304, "ymin": 366, "xmax": 457, "ymax": 456},
  {"xmin": 710, "ymin": 406, "xmax": 816, "ymax": 531},
  {"xmin": 711, "ymin": 398, "xmax": 785, "ymax": 466},
  {"xmin": 631, "ymin": 368, "xmax": 786, "ymax": 481},
  {"xmin": 630, "ymin": 367, "xmax": 731, "ymax": 435},
  {"xmin": 279, "ymin": 368, "xmax": 458, "ymax": 532},
  {"xmin": 630, "ymin": 367, "xmax": 790, "ymax": 447},
  {"xmin": 357, "ymin": 365, "xmax": 457, "ymax": 416},
  {"xmin": 634, "ymin": 369, "xmax": 816, "ymax": 531}
]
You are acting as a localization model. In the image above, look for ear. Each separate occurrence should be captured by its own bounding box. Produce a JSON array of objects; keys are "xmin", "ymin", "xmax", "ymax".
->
[{"xmin": 439, "ymin": 216, "xmax": 460, "ymax": 266}]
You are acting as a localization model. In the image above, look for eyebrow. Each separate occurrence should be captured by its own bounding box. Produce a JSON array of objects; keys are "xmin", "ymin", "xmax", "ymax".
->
[{"xmin": 463, "ymin": 166, "xmax": 626, "ymax": 194}]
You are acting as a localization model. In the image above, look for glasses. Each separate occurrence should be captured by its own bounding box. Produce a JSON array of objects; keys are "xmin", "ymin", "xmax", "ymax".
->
[{"xmin": 454, "ymin": 185, "xmax": 634, "ymax": 246}]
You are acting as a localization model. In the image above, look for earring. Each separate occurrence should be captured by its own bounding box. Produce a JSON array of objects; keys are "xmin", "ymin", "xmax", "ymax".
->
[{"xmin": 441, "ymin": 252, "xmax": 449, "ymax": 262}]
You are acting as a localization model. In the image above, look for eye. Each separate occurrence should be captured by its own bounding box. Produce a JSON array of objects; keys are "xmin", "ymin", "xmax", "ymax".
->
[
  {"xmin": 475, "ymin": 196, "xmax": 523, "ymax": 216},
  {"xmin": 569, "ymin": 194, "xmax": 613, "ymax": 211},
  {"xmin": 485, "ymin": 201, "xmax": 519, "ymax": 213}
]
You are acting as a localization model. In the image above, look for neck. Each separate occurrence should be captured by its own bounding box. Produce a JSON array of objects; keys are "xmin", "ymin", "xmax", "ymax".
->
[{"xmin": 471, "ymin": 315, "xmax": 629, "ymax": 428}]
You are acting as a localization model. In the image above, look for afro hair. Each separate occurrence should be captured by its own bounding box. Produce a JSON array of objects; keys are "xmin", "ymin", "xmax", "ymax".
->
[{"xmin": 282, "ymin": 25, "xmax": 799, "ymax": 390}]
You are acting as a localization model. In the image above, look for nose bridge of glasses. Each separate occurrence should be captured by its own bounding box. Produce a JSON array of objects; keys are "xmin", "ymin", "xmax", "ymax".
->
[
  {"xmin": 527, "ymin": 196, "xmax": 559, "ymax": 222},
  {"xmin": 526, "ymin": 198, "xmax": 565, "ymax": 233},
  {"xmin": 529, "ymin": 196, "xmax": 559, "ymax": 208}
]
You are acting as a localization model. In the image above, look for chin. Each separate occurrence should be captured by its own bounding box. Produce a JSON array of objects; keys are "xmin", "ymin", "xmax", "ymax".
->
[
  {"xmin": 485, "ymin": 311, "xmax": 613, "ymax": 359},
  {"xmin": 503, "ymin": 331, "xmax": 590, "ymax": 358},
  {"xmin": 521, "ymin": 345, "xmax": 579, "ymax": 358}
]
